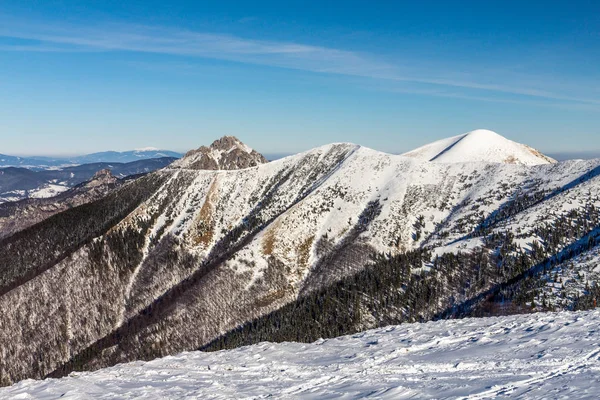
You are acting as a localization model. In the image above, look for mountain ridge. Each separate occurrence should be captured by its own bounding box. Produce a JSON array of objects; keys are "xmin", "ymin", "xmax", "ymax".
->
[{"xmin": 0, "ymin": 130, "xmax": 562, "ymax": 172}]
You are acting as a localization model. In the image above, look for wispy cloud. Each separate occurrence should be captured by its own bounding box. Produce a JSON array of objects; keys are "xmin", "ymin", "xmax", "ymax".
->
[
  {"xmin": 379, "ymin": 86, "xmax": 600, "ymax": 110},
  {"xmin": 1, "ymin": 17, "xmax": 598, "ymax": 107}
]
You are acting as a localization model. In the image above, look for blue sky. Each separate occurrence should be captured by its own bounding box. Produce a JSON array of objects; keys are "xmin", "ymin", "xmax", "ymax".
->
[{"xmin": 0, "ymin": 0, "xmax": 599, "ymax": 156}]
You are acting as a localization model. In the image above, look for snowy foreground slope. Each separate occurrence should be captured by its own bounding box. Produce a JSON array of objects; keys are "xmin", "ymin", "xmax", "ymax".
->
[{"xmin": 3, "ymin": 311, "xmax": 600, "ymax": 400}]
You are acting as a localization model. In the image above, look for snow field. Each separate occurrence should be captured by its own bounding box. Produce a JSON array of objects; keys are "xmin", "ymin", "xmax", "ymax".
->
[{"xmin": 3, "ymin": 310, "xmax": 600, "ymax": 399}]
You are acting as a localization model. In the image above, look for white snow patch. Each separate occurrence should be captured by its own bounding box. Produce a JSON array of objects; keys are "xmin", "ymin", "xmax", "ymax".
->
[
  {"xmin": 135, "ymin": 147, "xmax": 160, "ymax": 152},
  {"xmin": 28, "ymin": 184, "xmax": 69, "ymax": 199}
]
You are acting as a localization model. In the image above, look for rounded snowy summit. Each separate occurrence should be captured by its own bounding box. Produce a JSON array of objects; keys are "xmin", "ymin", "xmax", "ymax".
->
[
  {"xmin": 402, "ymin": 129, "xmax": 555, "ymax": 165},
  {"xmin": 463, "ymin": 129, "xmax": 502, "ymax": 138}
]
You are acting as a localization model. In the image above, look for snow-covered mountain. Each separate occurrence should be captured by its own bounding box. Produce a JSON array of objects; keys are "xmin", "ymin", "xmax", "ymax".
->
[
  {"xmin": 402, "ymin": 129, "xmax": 556, "ymax": 165},
  {"xmin": 0, "ymin": 130, "xmax": 599, "ymax": 387},
  {"xmin": 3, "ymin": 310, "xmax": 599, "ymax": 399}
]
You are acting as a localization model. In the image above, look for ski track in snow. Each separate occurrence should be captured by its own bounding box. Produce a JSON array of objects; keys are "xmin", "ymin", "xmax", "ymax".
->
[{"xmin": 3, "ymin": 310, "xmax": 600, "ymax": 399}]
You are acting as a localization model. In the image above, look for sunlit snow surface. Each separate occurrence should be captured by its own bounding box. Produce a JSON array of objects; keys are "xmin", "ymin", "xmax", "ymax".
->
[
  {"xmin": 401, "ymin": 129, "xmax": 555, "ymax": 165},
  {"xmin": 3, "ymin": 311, "xmax": 600, "ymax": 399}
]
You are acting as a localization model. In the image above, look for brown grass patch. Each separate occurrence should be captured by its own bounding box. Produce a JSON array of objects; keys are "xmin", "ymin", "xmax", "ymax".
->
[
  {"xmin": 261, "ymin": 220, "xmax": 282, "ymax": 256},
  {"xmin": 296, "ymin": 235, "xmax": 315, "ymax": 275},
  {"xmin": 525, "ymin": 145, "xmax": 556, "ymax": 163},
  {"xmin": 253, "ymin": 289, "xmax": 288, "ymax": 308},
  {"xmin": 192, "ymin": 176, "xmax": 219, "ymax": 247}
]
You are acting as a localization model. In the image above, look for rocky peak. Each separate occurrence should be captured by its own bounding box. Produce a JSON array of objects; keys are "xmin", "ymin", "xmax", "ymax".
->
[
  {"xmin": 174, "ymin": 136, "xmax": 268, "ymax": 171},
  {"xmin": 86, "ymin": 169, "xmax": 118, "ymax": 187},
  {"xmin": 209, "ymin": 136, "xmax": 247, "ymax": 152}
]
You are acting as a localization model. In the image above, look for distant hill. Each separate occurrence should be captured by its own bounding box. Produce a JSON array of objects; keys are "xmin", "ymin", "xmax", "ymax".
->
[
  {"xmin": 0, "ymin": 157, "xmax": 177, "ymax": 203},
  {"xmin": 70, "ymin": 149, "xmax": 183, "ymax": 164},
  {"xmin": 547, "ymin": 151, "xmax": 600, "ymax": 161},
  {"xmin": 0, "ymin": 149, "xmax": 183, "ymax": 170},
  {"xmin": 0, "ymin": 154, "xmax": 65, "ymax": 169}
]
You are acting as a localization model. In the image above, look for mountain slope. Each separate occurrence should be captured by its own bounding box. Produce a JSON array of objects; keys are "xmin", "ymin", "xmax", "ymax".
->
[
  {"xmin": 3, "ymin": 310, "xmax": 599, "ymax": 399},
  {"xmin": 402, "ymin": 129, "xmax": 556, "ymax": 165},
  {"xmin": 0, "ymin": 132, "xmax": 598, "ymax": 386}
]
